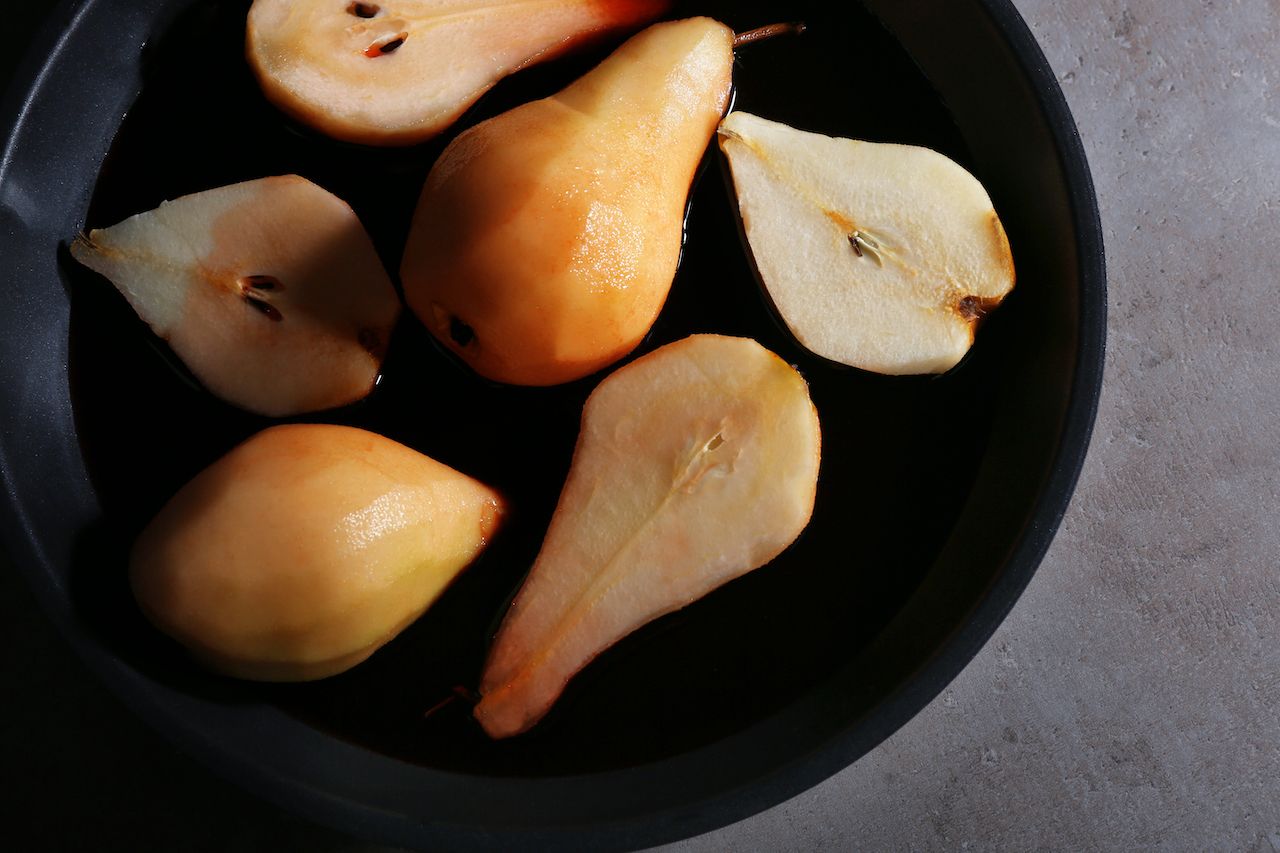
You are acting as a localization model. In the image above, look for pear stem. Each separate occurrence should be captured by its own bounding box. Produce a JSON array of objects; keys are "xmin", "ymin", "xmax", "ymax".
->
[
  {"xmin": 733, "ymin": 22, "xmax": 807, "ymax": 49},
  {"xmin": 423, "ymin": 685, "xmax": 480, "ymax": 719}
]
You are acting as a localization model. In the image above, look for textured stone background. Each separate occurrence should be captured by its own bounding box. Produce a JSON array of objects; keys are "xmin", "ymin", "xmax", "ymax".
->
[{"xmin": 4, "ymin": 0, "xmax": 1278, "ymax": 849}]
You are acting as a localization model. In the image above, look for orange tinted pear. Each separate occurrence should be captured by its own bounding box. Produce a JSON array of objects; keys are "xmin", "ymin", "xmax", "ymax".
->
[
  {"xmin": 132, "ymin": 425, "xmax": 504, "ymax": 681},
  {"xmin": 401, "ymin": 18, "xmax": 734, "ymax": 386}
]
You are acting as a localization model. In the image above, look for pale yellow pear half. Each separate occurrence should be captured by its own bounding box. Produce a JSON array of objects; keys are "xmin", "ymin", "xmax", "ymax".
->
[
  {"xmin": 719, "ymin": 111, "xmax": 1016, "ymax": 375},
  {"xmin": 476, "ymin": 334, "xmax": 821, "ymax": 738},
  {"xmin": 247, "ymin": 0, "xmax": 670, "ymax": 145},
  {"xmin": 71, "ymin": 176, "xmax": 400, "ymax": 417}
]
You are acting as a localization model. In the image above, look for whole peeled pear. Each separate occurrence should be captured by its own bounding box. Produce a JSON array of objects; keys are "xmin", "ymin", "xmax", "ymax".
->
[
  {"xmin": 131, "ymin": 424, "xmax": 504, "ymax": 681},
  {"xmin": 401, "ymin": 17, "xmax": 734, "ymax": 386}
]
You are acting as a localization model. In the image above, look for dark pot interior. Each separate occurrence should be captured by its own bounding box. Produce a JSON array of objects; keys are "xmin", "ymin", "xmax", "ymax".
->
[{"xmin": 0, "ymin": 0, "xmax": 1103, "ymax": 848}]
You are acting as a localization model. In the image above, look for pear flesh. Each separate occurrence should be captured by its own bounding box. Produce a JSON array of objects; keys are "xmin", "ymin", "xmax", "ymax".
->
[
  {"xmin": 71, "ymin": 176, "xmax": 400, "ymax": 417},
  {"xmin": 475, "ymin": 334, "xmax": 821, "ymax": 738},
  {"xmin": 247, "ymin": 0, "xmax": 670, "ymax": 146},
  {"xmin": 401, "ymin": 17, "xmax": 735, "ymax": 386},
  {"xmin": 718, "ymin": 111, "xmax": 1016, "ymax": 375},
  {"xmin": 131, "ymin": 424, "xmax": 505, "ymax": 681}
]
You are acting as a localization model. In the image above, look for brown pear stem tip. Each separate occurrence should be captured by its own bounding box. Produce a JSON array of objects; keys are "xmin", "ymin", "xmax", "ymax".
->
[
  {"xmin": 423, "ymin": 694, "xmax": 457, "ymax": 719},
  {"xmin": 733, "ymin": 22, "xmax": 807, "ymax": 49},
  {"xmin": 423, "ymin": 686, "xmax": 480, "ymax": 719}
]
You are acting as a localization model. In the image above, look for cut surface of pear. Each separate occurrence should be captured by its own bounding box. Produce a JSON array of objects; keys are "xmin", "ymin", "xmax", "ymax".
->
[
  {"xmin": 246, "ymin": 0, "xmax": 670, "ymax": 146},
  {"xmin": 71, "ymin": 175, "xmax": 400, "ymax": 417},
  {"xmin": 131, "ymin": 424, "xmax": 505, "ymax": 681},
  {"xmin": 400, "ymin": 17, "xmax": 734, "ymax": 386},
  {"xmin": 718, "ymin": 111, "xmax": 1016, "ymax": 375},
  {"xmin": 475, "ymin": 334, "xmax": 821, "ymax": 738}
]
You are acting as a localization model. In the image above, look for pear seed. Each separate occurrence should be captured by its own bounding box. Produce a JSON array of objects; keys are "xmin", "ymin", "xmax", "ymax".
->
[
  {"xmin": 366, "ymin": 33, "xmax": 408, "ymax": 57},
  {"xmin": 240, "ymin": 274, "xmax": 283, "ymax": 292},
  {"xmin": 849, "ymin": 232, "xmax": 884, "ymax": 267},
  {"xmin": 244, "ymin": 294, "xmax": 283, "ymax": 322}
]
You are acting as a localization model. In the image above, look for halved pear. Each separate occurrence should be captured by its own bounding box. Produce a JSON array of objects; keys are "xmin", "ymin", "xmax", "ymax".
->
[
  {"xmin": 718, "ymin": 111, "xmax": 1015, "ymax": 375},
  {"xmin": 475, "ymin": 334, "xmax": 821, "ymax": 738},
  {"xmin": 71, "ymin": 175, "xmax": 400, "ymax": 417},
  {"xmin": 246, "ymin": 0, "xmax": 671, "ymax": 146},
  {"xmin": 132, "ymin": 424, "xmax": 505, "ymax": 681}
]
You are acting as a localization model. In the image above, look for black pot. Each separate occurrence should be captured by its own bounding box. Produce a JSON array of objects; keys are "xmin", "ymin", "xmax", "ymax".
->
[{"xmin": 0, "ymin": 0, "xmax": 1104, "ymax": 849}]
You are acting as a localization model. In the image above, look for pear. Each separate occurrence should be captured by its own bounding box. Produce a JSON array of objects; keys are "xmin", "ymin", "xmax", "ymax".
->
[
  {"xmin": 475, "ymin": 334, "xmax": 821, "ymax": 738},
  {"xmin": 131, "ymin": 424, "xmax": 505, "ymax": 681},
  {"xmin": 400, "ymin": 17, "xmax": 735, "ymax": 386},
  {"xmin": 246, "ymin": 0, "xmax": 670, "ymax": 146},
  {"xmin": 71, "ymin": 176, "xmax": 400, "ymax": 417},
  {"xmin": 718, "ymin": 112, "xmax": 1016, "ymax": 375}
]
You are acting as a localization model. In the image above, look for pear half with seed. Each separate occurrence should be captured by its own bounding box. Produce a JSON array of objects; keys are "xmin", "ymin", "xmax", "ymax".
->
[
  {"xmin": 475, "ymin": 334, "xmax": 821, "ymax": 738},
  {"xmin": 718, "ymin": 112, "xmax": 1015, "ymax": 375},
  {"xmin": 71, "ymin": 175, "xmax": 400, "ymax": 417},
  {"xmin": 247, "ymin": 0, "xmax": 670, "ymax": 146}
]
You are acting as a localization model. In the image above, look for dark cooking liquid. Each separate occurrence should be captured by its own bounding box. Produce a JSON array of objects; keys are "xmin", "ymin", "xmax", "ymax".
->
[{"xmin": 67, "ymin": 0, "xmax": 1004, "ymax": 775}]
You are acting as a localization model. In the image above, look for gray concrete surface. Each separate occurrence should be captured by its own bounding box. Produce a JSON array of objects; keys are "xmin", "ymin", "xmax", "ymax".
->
[{"xmin": 4, "ymin": 0, "xmax": 1277, "ymax": 849}]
